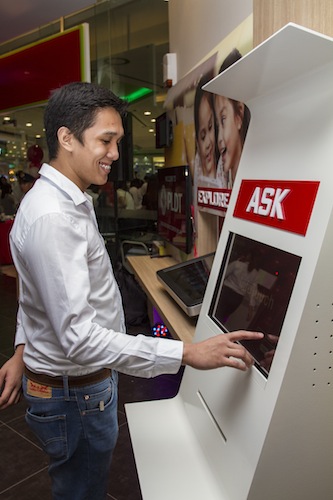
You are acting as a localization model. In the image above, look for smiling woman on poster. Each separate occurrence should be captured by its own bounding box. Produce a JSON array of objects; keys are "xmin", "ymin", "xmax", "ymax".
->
[
  {"xmin": 193, "ymin": 73, "xmax": 228, "ymax": 190},
  {"xmin": 214, "ymin": 49, "xmax": 251, "ymax": 189}
]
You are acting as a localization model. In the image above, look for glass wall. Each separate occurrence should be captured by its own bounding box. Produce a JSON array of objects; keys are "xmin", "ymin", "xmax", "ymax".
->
[{"xmin": 0, "ymin": 0, "xmax": 168, "ymax": 179}]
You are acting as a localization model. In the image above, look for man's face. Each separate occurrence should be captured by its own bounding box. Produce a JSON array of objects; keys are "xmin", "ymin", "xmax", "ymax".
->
[{"xmin": 66, "ymin": 107, "xmax": 124, "ymax": 191}]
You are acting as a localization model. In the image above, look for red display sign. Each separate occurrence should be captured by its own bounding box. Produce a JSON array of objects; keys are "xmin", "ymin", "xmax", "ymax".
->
[
  {"xmin": 0, "ymin": 26, "xmax": 88, "ymax": 112},
  {"xmin": 197, "ymin": 187, "xmax": 231, "ymax": 213},
  {"xmin": 233, "ymin": 180, "xmax": 320, "ymax": 235}
]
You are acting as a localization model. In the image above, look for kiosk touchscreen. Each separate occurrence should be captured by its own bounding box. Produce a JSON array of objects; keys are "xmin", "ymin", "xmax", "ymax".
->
[
  {"xmin": 209, "ymin": 233, "xmax": 301, "ymax": 377},
  {"xmin": 126, "ymin": 24, "xmax": 333, "ymax": 500}
]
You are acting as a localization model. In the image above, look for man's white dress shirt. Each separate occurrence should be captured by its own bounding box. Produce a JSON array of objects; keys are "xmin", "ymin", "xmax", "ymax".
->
[{"xmin": 10, "ymin": 163, "xmax": 183, "ymax": 377}]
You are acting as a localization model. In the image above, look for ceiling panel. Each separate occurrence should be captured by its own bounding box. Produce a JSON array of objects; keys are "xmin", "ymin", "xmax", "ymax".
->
[{"xmin": 0, "ymin": 0, "xmax": 96, "ymax": 44}]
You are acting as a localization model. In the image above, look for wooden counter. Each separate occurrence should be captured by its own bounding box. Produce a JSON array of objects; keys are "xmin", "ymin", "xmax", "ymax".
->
[{"xmin": 126, "ymin": 255, "xmax": 196, "ymax": 344}]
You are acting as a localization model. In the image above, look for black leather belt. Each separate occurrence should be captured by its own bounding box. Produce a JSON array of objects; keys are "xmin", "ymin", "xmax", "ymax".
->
[{"xmin": 24, "ymin": 367, "xmax": 111, "ymax": 388}]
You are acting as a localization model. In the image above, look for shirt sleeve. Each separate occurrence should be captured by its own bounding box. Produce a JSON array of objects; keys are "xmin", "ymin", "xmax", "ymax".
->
[
  {"xmin": 14, "ymin": 304, "xmax": 27, "ymax": 346},
  {"xmin": 22, "ymin": 212, "xmax": 183, "ymax": 378}
]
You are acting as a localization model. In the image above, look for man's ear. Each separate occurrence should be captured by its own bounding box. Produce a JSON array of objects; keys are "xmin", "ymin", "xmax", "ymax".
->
[{"xmin": 57, "ymin": 127, "xmax": 74, "ymax": 152}]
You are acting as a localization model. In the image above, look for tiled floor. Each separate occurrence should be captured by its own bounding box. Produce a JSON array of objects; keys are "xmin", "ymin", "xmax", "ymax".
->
[{"xmin": 0, "ymin": 266, "xmax": 184, "ymax": 499}]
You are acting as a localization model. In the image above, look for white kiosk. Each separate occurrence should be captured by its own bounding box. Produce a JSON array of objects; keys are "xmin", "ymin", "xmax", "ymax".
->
[{"xmin": 125, "ymin": 24, "xmax": 333, "ymax": 500}]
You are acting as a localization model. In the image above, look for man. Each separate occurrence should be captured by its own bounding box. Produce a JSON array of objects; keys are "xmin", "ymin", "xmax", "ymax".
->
[
  {"xmin": 0, "ymin": 82, "xmax": 263, "ymax": 499},
  {"xmin": 17, "ymin": 170, "xmax": 37, "ymax": 195}
]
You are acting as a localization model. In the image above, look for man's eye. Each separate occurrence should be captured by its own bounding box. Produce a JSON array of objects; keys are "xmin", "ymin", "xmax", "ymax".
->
[{"xmin": 102, "ymin": 140, "xmax": 110, "ymax": 145}]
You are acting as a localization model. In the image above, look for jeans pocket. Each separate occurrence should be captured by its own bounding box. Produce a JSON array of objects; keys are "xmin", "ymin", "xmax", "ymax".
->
[
  {"xmin": 82, "ymin": 382, "xmax": 114, "ymax": 414},
  {"xmin": 25, "ymin": 409, "xmax": 68, "ymax": 460}
]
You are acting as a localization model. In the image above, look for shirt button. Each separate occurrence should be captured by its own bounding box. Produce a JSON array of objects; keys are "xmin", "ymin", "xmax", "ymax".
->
[{"xmin": 84, "ymin": 395, "xmax": 89, "ymax": 400}]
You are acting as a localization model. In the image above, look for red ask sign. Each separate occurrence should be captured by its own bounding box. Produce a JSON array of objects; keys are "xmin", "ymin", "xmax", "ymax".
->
[{"xmin": 233, "ymin": 180, "xmax": 320, "ymax": 235}]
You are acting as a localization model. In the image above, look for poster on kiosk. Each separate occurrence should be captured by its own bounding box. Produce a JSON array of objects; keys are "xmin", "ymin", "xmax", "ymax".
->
[{"xmin": 126, "ymin": 23, "xmax": 333, "ymax": 500}]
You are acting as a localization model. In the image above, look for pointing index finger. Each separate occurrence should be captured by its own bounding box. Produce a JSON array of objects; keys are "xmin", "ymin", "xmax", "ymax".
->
[{"xmin": 227, "ymin": 330, "xmax": 264, "ymax": 343}]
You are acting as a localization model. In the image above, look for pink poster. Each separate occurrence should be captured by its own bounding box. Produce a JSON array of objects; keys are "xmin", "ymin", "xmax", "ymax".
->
[{"xmin": 164, "ymin": 20, "xmax": 252, "ymax": 221}]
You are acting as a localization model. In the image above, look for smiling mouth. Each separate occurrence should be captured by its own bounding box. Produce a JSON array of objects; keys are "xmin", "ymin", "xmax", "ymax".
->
[
  {"xmin": 99, "ymin": 162, "xmax": 111, "ymax": 173},
  {"xmin": 206, "ymin": 150, "xmax": 213, "ymax": 163}
]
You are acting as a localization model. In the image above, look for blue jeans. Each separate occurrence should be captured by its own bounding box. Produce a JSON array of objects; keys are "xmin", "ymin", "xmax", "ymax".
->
[{"xmin": 23, "ymin": 371, "xmax": 119, "ymax": 500}]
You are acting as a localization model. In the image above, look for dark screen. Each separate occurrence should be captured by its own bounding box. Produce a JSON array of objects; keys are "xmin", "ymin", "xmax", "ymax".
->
[
  {"xmin": 209, "ymin": 233, "xmax": 301, "ymax": 377},
  {"xmin": 158, "ymin": 253, "xmax": 214, "ymax": 306}
]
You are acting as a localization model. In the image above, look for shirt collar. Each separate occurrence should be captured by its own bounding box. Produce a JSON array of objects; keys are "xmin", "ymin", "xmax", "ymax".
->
[{"xmin": 39, "ymin": 163, "xmax": 88, "ymax": 206}]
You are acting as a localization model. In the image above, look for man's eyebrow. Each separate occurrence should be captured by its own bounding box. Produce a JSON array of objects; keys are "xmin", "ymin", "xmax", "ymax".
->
[{"xmin": 102, "ymin": 130, "xmax": 119, "ymax": 136}]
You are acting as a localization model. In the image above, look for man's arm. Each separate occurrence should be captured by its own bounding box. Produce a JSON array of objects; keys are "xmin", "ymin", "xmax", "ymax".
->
[
  {"xmin": 0, "ymin": 345, "xmax": 24, "ymax": 410},
  {"xmin": 182, "ymin": 330, "xmax": 263, "ymax": 371}
]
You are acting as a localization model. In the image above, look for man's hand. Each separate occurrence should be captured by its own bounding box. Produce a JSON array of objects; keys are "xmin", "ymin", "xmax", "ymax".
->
[
  {"xmin": 182, "ymin": 330, "xmax": 264, "ymax": 371},
  {"xmin": 0, "ymin": 345, "xmax": 24, "ymax": 410}
]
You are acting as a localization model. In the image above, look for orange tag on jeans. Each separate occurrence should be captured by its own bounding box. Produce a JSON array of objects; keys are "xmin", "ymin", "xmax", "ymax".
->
[{"xmin": 27, "ymin": 379, "xmax": 52, "ymax": 398}]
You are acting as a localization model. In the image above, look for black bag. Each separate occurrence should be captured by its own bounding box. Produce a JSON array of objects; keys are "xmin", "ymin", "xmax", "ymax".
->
[{"xmin": 114, "ymin": 262, "xmax": 150, "ymax": 328}]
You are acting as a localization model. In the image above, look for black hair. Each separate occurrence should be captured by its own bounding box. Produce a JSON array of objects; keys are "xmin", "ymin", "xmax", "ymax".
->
[
  {"xmin": 44, "ymin": 81, "xmax": 128, "ymax": 161},
  {"xmin": 194, "ymin": 72, "xmax": 215, "ymax": 141},
  {"xmin": 1, "ymin": 183, "xmax": 12, "ymax": 198},
  {"xmin": 219, "ymin": 48, "xmax": 242, "ymax": 73},
  {"xmin": 130, "ymin": 178, "xmax": 144, "ymax": 189},
  {"xmin": 117, "ymin": 180, "xmax": 129, "ymax": 191}
]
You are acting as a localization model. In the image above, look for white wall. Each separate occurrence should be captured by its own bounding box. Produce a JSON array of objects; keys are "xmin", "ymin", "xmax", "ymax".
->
[{"xmin": 168, "ymin": 0, "xmax": 253, "ymax": 79}]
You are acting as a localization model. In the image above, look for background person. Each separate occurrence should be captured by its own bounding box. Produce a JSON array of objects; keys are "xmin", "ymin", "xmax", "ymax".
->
[
  {"xmin": 86, "ymin": 183, "xmax": 101, "ymax": 208},
  {"xmin": 0, "ymin": 182, "xmax": 16, "ymax": 215},
  {"xmin": 0, "ymin": 82, "xmax": 263, "ymax": 500},
  {"xmin": 16, "ymin": 170, "xmax": 37, "ymax": 196},
  {"xmin": 116, "ymin": 180, "xmax": 135, "ymax": 209},
  {"xmin": 0, "ymin": 175, "xmax": 10, "ymax": 191},
  {"xmin": 129, "ymin": 178, "xmax": 145, "ymax": 209},
  {"xmin": 142, "ymin": 173, "xmax": 158, "ymax": 210}
]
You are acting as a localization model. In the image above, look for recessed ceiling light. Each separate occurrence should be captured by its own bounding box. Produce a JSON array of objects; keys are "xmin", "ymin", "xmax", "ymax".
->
[
  {"xmin": 151, "ymin": 118, "xmax": 156, "ymax": 123},
  {"xmin": 149, "ymin": 128, "xmax": 154, "ymax": 133},
  {"xmin": 144, "ymin": 111, "xmax": 151, "ymax": 116},
  {"xmin": 26, "ymin": 122, "xmax": 32, "ymax": 127},
  {"xmin": 3, "ymin": 116, "xmax": 11, "ymax": 121}
]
